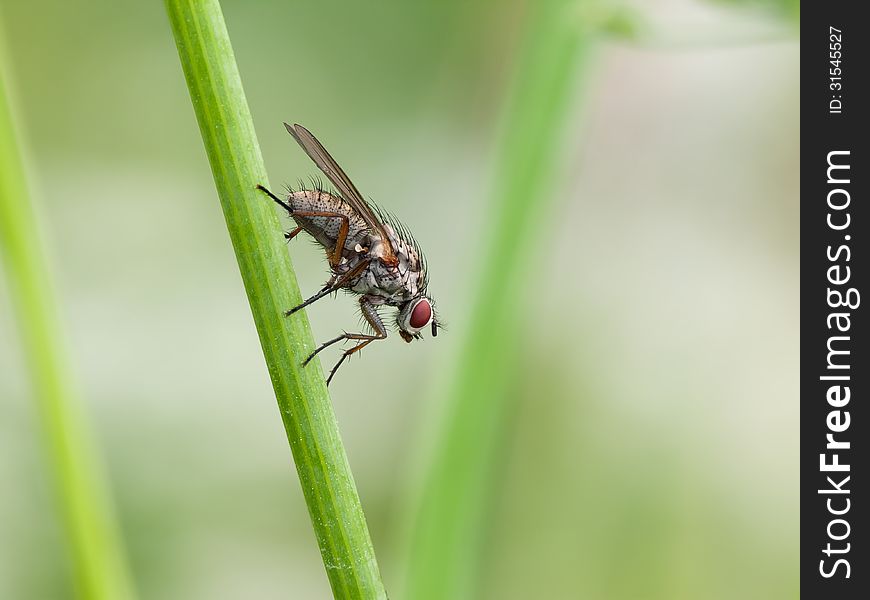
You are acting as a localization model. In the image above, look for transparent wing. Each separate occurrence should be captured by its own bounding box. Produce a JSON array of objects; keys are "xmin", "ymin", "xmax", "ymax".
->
[{"xmin": 284, "ymin": 123, "xmax": 395, "ymax": 261}]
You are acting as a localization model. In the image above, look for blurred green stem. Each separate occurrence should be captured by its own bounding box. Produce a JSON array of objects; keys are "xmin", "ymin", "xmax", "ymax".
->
[
  {"xmin": 0, "ymin": 50, "xmax": 137, "ymax": 600},
  {"xmin": 406, "ymin": 1, "xmax": 592, "ymax": 598},
  {"xmin": 163, "ymin": 1, "xmax": 386, "ymax": 598}
]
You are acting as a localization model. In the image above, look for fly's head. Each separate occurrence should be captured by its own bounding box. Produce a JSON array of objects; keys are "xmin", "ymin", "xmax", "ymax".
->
[{"xmin": 397, "ymin": 295, "xmax": 440, "ymax": 342}]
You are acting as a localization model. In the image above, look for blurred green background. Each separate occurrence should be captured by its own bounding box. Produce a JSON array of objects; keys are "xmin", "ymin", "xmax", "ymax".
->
[{"xmin": 1, "ymin": 0, "xmax": 797, "ymax": 598}]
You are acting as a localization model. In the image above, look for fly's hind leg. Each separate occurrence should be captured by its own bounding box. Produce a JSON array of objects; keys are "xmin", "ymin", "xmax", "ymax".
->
[
  {"xmin": 257, "ymin": 184, "xmax": 364, "ymax": 317},
  {"xmin": 284, "ymin": 227, "xmax": 303, "ymax": 242},
  {"xmin": 303, "ymin": 296, "xmax": 387, "ymax": 385},
  {"xmin": 287, "ymin": 209, "xmax": 350, "ymax": 268},
  {"xmin": 256, "ymin": 185, "xmax": 350, "ymax": 267}
]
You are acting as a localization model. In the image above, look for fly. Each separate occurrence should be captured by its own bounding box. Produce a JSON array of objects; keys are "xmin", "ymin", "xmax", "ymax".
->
[{"xmin": 257, "ymin": 123, "xmax": 440, "ymax": 384}]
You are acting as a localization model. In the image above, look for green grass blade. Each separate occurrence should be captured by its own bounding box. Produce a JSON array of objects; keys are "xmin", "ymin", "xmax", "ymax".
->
[
  {"xmin": 406, "ymin": 1, "xmax": 593, "ymax": 598},
  {"xmin": 163, "ymin": 1, "xmax": 386, "ymax": 597},
  {"xmin": 0, "ymin": 50, "xmax": 137, "ymax": 600}
]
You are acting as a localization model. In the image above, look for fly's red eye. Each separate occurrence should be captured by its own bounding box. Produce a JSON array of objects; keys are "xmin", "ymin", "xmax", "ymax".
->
[{"xmin": 409, "ymin": 299, "xmax": 432, "ymax": 329}]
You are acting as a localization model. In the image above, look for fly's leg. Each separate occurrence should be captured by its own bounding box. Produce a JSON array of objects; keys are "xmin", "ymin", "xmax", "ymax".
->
[
  {"xmin": 303, "ymin": 296, "xmax": 388, "ymax": 385},
  {"xmin": 283, "ymin": 258, "xmax": 370, "ymax": 317},
  {"xmin": 287, "ymin": 210, "xmax": 349, "ymax": 268},
  {"xmin": 284, "ymin": 227, "xmax": 303, "ymax": 242},
  {"xmin": 256, "ymin": 185, "xmax": 350, "ymax": 267},
  {"xmin": 284, "ymin": 288, "xmax": 333, "ymax": 318},
  {"xmin": 256, "ymin": 184, "xmax": 294, "ymax": 212}
]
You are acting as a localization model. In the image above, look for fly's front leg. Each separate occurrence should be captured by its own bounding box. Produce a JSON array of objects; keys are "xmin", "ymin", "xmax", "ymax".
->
[
  {"xmin": 303, "ymin": 296, "xmax": 387, "ymax": 385},
  {"xmin": 283, "ymin": 258, "xmax": 370, "ymax": 317}
]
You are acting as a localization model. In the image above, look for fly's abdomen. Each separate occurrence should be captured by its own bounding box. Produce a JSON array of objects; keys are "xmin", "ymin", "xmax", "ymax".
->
[{"xmin": 287, "ymin": 190, "xmax": 369, "ymax": 255}]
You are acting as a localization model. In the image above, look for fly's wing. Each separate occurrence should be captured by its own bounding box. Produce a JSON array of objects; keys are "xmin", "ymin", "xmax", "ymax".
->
[{"xmin": 284, "ymin": 123, "xmax": 396, "ymax": 263}]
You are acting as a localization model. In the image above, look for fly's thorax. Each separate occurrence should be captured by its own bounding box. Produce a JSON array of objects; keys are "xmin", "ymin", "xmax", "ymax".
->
[
  {"xmin": 385, "ymin": 224, "xmax": 426, "ymax": 297},
  {"xmin": 348, "ymin": 225, "xmax": 426, "ymax": 303}
]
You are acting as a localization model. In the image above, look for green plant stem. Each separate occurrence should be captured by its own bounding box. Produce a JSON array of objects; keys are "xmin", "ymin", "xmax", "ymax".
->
[
  {"xmin": 163, "ymin": 1, "xmax": 386, "ymax": 598},
  {"xmin": 406, "ymin": 1, "xmax": 592, "ymax": 598},
  {"xmin": 0, "ymin": 52, "xmax": 137, "ymax": 600}
]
